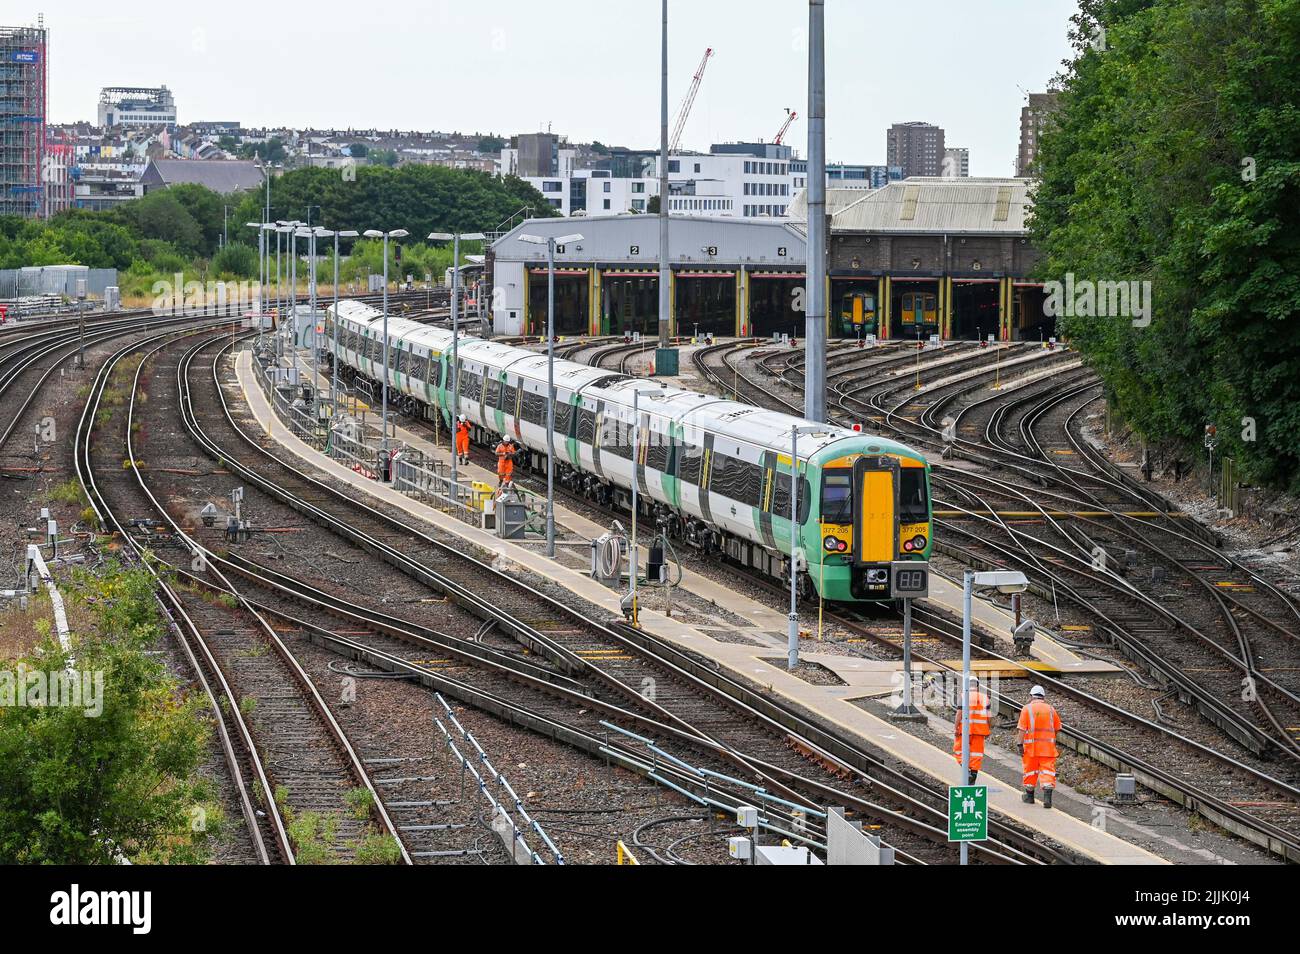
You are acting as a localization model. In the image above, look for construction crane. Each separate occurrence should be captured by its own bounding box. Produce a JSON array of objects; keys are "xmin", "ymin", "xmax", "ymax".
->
[
  {"xmin": 774, "ymin": 108, "xmax": 798, "ymax": 145},
  {"xmin": 669, "ymin": 47, "xmax": 713, "ymax": 154}
]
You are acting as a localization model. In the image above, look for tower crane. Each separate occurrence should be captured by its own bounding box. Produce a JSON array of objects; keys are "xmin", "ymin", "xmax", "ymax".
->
[
  {"xmin": 774, "ymin": 108, "xmax": 798, "ymax": 145},
  {"xmin": 669, "ymin": 47, "xmax": 713, "ymax": 154}
]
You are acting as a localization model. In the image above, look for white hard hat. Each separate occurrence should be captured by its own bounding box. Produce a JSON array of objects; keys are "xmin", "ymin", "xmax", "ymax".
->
[
  {"xmin": 458, "ymin": 414, "xmax": 466, "ymax": 422},
  {"xmin": 1030, "ymin": 685, "xmax": 1046, "ymax": 698},
  {"xmin": 968, "ymin": 675, "xmax": 980, "ymax": 687}
]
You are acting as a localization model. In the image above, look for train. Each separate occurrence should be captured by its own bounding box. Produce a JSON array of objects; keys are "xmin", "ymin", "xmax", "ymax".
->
[
  {"xmin": 898, "ymin": 290, "xmax": 939, "ymax": 338},
  {"xmin": 322, "ymin": 299, "xmax": 933, "ymax": 603},
  {"xmin": 837, "ymin": 290, "xmax": 878, "ymax": 338}
]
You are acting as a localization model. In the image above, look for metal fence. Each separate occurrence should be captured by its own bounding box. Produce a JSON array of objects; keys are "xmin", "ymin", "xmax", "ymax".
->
[
  {"xmin": 0, "ymin": 266, "xmax": 119, "ymax": 301},
  {"xmin": 250, "ymin": 341, "xmax": 481, "ymax": 525}
]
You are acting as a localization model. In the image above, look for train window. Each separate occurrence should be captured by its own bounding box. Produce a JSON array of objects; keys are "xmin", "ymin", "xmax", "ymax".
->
[
  {"xmin": 900, "ymin": 467, "xmax": 929, "ymax": 522},
  {"xmin": 408, "ymin": 354, "xmax": 428, "ymax": 383},
  {"xmin": 577, "ymin": 406, "xmax": 596, "ymax": 444},
  {"xmin": 771, "ymin": 472, "xmax": 812, "ymax": 523},
  {"xmin": 820, "ymin": 468, "xmax": 853, "ymax": 524},
  {"xmin": 554, "ymin": 400, "xmax": 573, "ymax": 436},
  {"xmin": 602, "ymin": 414, "xmax": 633, "ymax": 460},
  {"xmin": 485, "ymin": 376, "xmax": 500, "ymax": 409},
  {"xmin": 645, "ymin": 428, "xmax": 670, "ymax": 472},
  {"xmin": 393, "ymin": 348, "xmax": 405, "ymax": 376},
  {"xmin": 521, "ymin": 390, "xmax": 546, "ymax": 426},
  {"xmin": 502, "ymin": 382, "xmax": 518, "ymax": 416},
  {"xmin": 677, "ymin": 442, "xmax": 703, "ymax": 484},
  {"xmin": 710, "ymin": 454, "xmax": 762, "ymax": 507}
]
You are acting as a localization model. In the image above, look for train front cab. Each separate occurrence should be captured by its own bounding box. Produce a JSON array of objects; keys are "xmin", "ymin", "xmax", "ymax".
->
[{"xmin": 808, "ymin": 451, "xmax": 931, "ymax": 602}]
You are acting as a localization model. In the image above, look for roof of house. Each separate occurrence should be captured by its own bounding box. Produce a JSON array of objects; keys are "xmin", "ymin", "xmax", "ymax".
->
[{"xmin": 141, "ymin": 158, "xmax": 264, "ymax": 193}]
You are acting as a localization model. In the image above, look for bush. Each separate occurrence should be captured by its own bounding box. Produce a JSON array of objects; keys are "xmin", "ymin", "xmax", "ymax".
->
[
  {"xmin": 211, "ymin": 243, "xmax": 258, "ymax": 279},
  {"xmin": 0, "ymin": 561, "xmax": 214, "ymax": 863}
]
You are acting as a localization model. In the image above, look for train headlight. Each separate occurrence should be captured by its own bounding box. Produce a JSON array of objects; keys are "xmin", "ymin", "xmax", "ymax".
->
[
  {"xmin": 903, "ymin": 540, "xmax": 914, "ymax": 552},
  {"xmin": 911, "ymin": 534, "xmax": 928, "ymax": 550},
  {"xmin": 824, "ymin": 536, "xmax": 838, "ymax": 551}
]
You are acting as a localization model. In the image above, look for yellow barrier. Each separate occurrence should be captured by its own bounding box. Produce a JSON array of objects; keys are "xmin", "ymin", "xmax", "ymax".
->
[
  {"xmin": 616, "ymin": 840, "xmax": 640, "ymax": 865},
  {"xmin": 470, "ymin": 481, "xmax": 494, "ymax": 512}
]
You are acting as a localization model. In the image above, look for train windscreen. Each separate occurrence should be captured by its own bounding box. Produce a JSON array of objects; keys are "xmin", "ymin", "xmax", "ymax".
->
[
  {"xmin": 820, "ymin": 468, "xmax": 853, "ymax": 523},
  {"xmin": 900, "ymin": 467, "xmax": 929, "ymax": 522}
]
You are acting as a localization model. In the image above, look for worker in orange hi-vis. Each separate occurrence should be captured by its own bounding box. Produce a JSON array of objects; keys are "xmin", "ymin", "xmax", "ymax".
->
[
  {"xmin": 455, "ymin": 415, "xmax": 470, "ymax": 465},
  {"xmin": 1018, "ymin": 685, "xmax": 1062, "ymax": 808},
  {"xmin": 953, "ymin": 676, "xmax": 992, "ymax": 786},
  {"xmin": 494, "ymin": 437, "xmax": 515, "ymax": 488}
]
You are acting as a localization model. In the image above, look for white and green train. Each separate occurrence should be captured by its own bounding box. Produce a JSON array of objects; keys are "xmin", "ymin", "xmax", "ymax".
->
[{"xmin": 324, "ymin": 299, "xmax": 933, "ymax": 602}]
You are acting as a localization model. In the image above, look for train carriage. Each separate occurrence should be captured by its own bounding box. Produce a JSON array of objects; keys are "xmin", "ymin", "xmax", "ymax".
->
[{"xmin": 325, "ymin": 300, "xmax": 932, "ymax": 603}]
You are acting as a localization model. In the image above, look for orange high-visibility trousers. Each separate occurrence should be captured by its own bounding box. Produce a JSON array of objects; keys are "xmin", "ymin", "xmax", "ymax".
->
[
  {"xmin": 1022, "ymin": 754, "xmax": 1057, "ymax": 790},
  {"xmin": 953, "ymin": 733, "xmax": 986, "ymax": 771}
]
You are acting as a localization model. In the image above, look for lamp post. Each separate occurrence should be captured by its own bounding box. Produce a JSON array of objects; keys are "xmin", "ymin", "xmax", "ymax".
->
[
  {"xmin": 274, "ymin": 222, "xmax": 283, "ymax": 329},
  {"xmin": 245, "ymin": 222, "xmax": 265, "ymax": 314},
  {"xmin": 429, "ymin": 231, "xmax": 487, "ymax": 504},
  {"xmin": 306, "ymin": 226, "xmax": 333, "ymax": 391},
  {"xmin": 277, "ymin": 221, "xmax": 303, "ymax": 369},
  {"xmin": 787, "ymin": 424, "xmax": 821, "ymax": 670},
  {"xmin": 330, "ymin": 229, "xmax": 359, "ymax": 407},
  {"xmin": 362, "ymin": 228, "xmax": 409, "ymax": 465},
  {"xmin": 959, "ymin": 569, "xmax": 1029, "ymax": 865},
  {"xmin": 518, "ymin": 231, "xmax": 584, "ymax": 556}
]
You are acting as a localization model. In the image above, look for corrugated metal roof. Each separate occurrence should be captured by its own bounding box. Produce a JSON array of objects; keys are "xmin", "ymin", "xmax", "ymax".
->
[
  {"xmin": 832, "ymin": 177, "xmax": 1032, "ymax": 234},
  {"xmin": 492, "ymin": 214, "xmax": 806, "ymax": 267},
  {"xmin": 787, "ymin": 186, "xmax": 876, "ymax": 221}
]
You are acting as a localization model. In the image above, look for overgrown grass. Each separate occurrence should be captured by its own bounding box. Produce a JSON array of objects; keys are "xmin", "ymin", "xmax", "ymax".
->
[
  {"xmin": 344, "ymin": 786, "xmax": 375, "ymax": 820},
  {"xmin": 355, "ymin": 833, "xmax": 403, "ymax": 865},
  {"xmin": 49, "ymin": 479, "xmax": 87, "ymax": 507}
]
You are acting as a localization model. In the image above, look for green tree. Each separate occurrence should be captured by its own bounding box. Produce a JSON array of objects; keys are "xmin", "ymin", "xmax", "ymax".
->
[
  {"xmin": 121, "ymin": 191, "xmax": 204, "ymax": 257},
  {"xmin": 1030, "ymin": 0, "xmax": 1300, "ymax": 491},
  {"xmin": 0, "ymin": 562, "xmax": 216, "ymax": 863},
  {"xmin": 347, "ymin": 142, "xmax": 369, "ymax": 158}
]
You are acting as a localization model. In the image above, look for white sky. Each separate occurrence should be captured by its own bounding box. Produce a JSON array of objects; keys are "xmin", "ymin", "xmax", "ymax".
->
[{"xmin": 37, "ymin": 0, "xmax": 1078, "ymax": 176}]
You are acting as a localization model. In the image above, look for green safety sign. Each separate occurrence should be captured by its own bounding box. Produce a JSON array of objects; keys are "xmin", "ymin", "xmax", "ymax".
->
[{"xmin": 948, "ymin": 785, "xmax": 988, "ymax": 842}]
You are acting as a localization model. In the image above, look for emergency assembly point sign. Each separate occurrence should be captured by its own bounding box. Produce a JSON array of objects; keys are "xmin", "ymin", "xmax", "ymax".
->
[{"xmin": 948, "ymin": 786, "xmax": 988, "ymax": 842}]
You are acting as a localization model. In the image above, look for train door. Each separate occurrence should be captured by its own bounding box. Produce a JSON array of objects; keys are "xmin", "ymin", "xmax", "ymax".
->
[{"xmin": 851, "ymin": 455, "xmax": 899, "ymax": 598}]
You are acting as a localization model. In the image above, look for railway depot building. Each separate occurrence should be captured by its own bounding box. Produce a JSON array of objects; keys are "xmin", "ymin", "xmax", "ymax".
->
[
  {"xmin": 487, "ymin": 177, "xmax": 1047, "ymax": 342},
  {"xmin": 487, "ymin": 216, "xmax": 809, "ymax": 340},
  {"xmin": 825, "ymin": 177, "xmax": 1048, "ymax": 342}
]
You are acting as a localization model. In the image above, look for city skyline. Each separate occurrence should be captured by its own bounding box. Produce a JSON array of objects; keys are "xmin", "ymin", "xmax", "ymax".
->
[{"xmin": 31, "ymin": 0, "xmax": 1077, "ymax": 176}]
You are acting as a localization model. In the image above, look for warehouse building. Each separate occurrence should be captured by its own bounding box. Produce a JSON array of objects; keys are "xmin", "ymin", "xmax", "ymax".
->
[
  {"xmin": 488, "ymin": 216, "xmax": 807, "ymax": 339},
  {"xmin": 824, "ymin": 177, "xmax": 1048, "ymax": 342},
  {"xmin": 487, "ymin": 177, "xmax": 1048, "ymax": 342}
]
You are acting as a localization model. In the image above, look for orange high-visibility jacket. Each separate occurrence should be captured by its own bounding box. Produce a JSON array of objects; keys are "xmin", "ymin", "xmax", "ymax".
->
[
  {"xmin": 495, "ymin": 441, "xmax": 515, "ymax": 478},
  {"xmin": 1018, "ymin": 699, "xmax": 1061, "ymax": 757},
  {"xmin": 456, "ymin": 421, "xmax": 470, "ymax": 451},
  {"xmin": 956, "ymin": 690, "xmax": 992, "ymax": 738}
]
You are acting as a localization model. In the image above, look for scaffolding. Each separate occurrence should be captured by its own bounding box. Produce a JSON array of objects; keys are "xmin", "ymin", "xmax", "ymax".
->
[{"xmin": 0, "ymin": 19, "xmax": 47, "ymax": 219}]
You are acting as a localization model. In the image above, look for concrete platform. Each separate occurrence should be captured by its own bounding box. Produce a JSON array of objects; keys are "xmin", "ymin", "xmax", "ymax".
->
[{"xmin": 233, "ymin": 349, "xmax": 1165, "ymax": 865}]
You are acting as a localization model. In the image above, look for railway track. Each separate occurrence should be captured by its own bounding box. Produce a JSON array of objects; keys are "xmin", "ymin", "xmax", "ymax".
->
[
  {"xmin": 176, "ymin": 333, "xmax": 1086, "ymax": 863},
  {"xmin": 75, "ymin": 328, "xmax": 412, "ymax": 865},
  {"xmin": 690, "ymin": 338, "xmax": 1300, "ymax": 862}
]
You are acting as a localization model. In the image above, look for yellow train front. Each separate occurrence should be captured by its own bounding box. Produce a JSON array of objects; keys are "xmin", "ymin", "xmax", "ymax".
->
[{"xmin": 800, "ymin": 439, "xmax": 932, "ymax": 602}]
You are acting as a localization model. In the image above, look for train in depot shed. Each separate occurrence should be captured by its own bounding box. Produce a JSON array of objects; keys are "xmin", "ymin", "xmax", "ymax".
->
[{"xmin": 323, "ymin": 299, "xmax": 933, "ymax": 603}]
